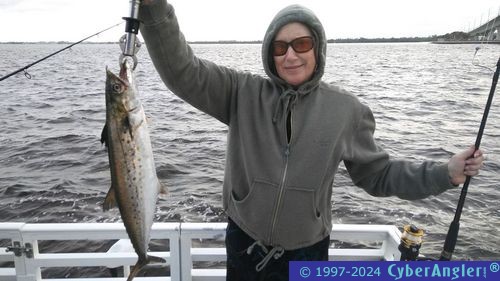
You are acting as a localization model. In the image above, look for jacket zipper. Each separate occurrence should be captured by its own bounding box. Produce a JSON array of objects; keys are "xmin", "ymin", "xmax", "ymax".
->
[{"xmin": 269, "ymin": 111, "xmax": 292, "ymax": 244}]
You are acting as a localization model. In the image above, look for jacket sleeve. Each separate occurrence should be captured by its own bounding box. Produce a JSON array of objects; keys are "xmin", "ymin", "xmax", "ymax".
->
[
  {"xmin": 344, "ymin": 103, "xmax": 456, "ymax": 200},
  {"xmin": 138, "ymin": 0, "xmax": 236, "ymax": 125}
]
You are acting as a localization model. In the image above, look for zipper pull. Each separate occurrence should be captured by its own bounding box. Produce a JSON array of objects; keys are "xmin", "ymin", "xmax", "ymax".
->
[{"xmin": 284, "ymin": 144, "xmax": 290, "ymax": 157}]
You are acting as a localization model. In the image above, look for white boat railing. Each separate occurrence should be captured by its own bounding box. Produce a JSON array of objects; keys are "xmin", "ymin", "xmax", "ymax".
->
[{"xmin": 0, "ymin": 222, "xmax": 402, "ymax": 281}]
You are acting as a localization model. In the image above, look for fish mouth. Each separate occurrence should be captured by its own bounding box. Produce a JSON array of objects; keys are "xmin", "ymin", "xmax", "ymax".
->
[
  {"xmin": 106, "ymin": 66, "xmax": 130, "ymax": 87},
  {"xmin": 119, "ymin": 61, "xmax": 133, "ymax": 82}
]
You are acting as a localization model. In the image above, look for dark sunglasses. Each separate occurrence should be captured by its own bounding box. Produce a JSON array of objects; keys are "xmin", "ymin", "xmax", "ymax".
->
[{"xmin": 272, "ymin": 36, "xmax": 315, "ymax": 56}]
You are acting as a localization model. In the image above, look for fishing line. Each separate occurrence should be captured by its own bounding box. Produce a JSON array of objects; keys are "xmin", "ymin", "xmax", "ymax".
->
[
  {"xmin": 480, "ymin": 9, "xmax": 492, "ymax": 43},
  {"xmin": 0, "ymin": 22, "xmax": 123, "ymax": 82},
  {"xmin": 471, "ymin": 10, "xmax": 498, "ymax": 72}
]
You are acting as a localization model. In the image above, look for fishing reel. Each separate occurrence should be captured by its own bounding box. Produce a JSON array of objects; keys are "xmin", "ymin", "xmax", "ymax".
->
[{"xmin": 398, "ymin": 224, "xmax": 425, "ymax": 261}]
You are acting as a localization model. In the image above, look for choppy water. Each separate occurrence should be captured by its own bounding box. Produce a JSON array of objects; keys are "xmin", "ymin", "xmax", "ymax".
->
[{"xmin": 0, "ymin": 42, "xmax": 499, "ymax": 266}]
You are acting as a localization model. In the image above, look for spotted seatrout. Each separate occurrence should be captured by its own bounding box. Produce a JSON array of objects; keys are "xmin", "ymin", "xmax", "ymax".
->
[{"xmin": 101, "ymin": 61, "xmax": 166, "ymax": 281}]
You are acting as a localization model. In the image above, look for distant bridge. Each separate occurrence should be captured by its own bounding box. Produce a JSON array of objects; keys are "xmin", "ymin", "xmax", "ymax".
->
[{"xmin": 468, "ymin": 15, "xmax": 500, "ymax": 41}]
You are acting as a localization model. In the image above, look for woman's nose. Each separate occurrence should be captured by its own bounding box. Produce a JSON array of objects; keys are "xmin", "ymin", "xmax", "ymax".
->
[{"xmin": 284, "ymin": 46, "xmax": 299, "ymax": 59}]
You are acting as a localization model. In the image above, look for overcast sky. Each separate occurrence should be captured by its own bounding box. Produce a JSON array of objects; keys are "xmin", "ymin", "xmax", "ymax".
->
[{"xmin": 1, "ymin": 0, "xmax": 499, "ymax": 42}]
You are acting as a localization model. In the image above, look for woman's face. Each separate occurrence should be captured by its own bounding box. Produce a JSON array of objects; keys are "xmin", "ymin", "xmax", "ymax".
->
[{"xmin": 273, "ymin": 22, "xmax": 316, "ymax": 87}]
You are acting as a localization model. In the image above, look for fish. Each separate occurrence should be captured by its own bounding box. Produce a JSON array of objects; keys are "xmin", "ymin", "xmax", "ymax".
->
[{"xmin": 101, "ymin": 61, "xmax": 167, "ymax": 281}]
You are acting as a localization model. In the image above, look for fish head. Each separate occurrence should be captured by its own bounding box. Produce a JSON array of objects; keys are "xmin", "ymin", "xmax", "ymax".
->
[
  {"xmin": 106, "ymin": 67, "xmax": 128, "ymax": 96},
  {"xmin": 105, "ymin": 63, "xmax": 139, "ymax": 114}
]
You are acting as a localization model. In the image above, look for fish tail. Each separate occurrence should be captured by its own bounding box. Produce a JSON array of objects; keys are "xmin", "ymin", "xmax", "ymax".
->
[
  {"xmin": 126, "ymin": 255, "xmax": 166, "ymax": 281},
  {"xmin": 148, "ymin": 254, "xmax": 166, "ymax": 264},
  {"xmin": 127, "ymin": 258, "xmax": 147, "ymax": 281}
]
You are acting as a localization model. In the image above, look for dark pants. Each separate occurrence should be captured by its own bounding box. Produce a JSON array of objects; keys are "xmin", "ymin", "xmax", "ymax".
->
[{"xmin": 225, "ymin": 217, "xmax": 329, "ymax": 281}]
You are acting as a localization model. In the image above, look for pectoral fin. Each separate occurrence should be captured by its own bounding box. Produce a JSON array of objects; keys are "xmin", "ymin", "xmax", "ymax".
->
[
  {"xmin": 158, "ymin": 180, "xmax": 168, "ymax": 195},
  {"xmin": 100, "ymin": 123, "xmax": 109, "ymax": 147},
  {"xmin": 103, "ymin": 185, "xmax": 117, "ymax": 211}
]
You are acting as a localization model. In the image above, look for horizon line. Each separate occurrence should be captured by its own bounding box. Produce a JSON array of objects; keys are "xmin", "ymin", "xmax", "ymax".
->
[{"xmin": 0, "ymin": 35, "xmax": 448, "ymax": 44}]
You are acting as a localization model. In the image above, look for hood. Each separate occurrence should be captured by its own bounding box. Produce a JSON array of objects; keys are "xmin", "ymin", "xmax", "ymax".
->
[{"xmin": 262, "ymin": 5, "xmax": 327, "ymax": 91}]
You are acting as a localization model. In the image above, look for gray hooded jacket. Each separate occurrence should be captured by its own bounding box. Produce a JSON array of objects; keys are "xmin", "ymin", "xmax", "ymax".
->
[{"xmin": 139, "ymin": 0, "xmax": 454, "ymax": 250}]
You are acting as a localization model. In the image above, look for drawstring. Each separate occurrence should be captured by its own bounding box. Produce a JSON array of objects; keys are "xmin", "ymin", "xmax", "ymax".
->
[
  {"xmin": 272, "ymin": 89, "xmax": 299, "ymax": 123},
  {"xmin": 272, "ymin": 83, "xmax": 320, "ymax": 123},
  {"xmin": 273, "ymin": 81, "xmax": 319, "ymax": 123},
  {"xmin": 246, "ymin": 240, "xmax": 285, "ymax": 272}
]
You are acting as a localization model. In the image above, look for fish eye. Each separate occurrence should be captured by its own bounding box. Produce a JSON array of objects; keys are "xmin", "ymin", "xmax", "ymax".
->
[{"xmin": 113, "ymin": 83, "xmax": 123, "ymax": 93}]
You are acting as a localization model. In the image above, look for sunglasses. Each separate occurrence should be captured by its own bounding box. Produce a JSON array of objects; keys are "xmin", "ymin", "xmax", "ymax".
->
[{"xmin": 272, "ymin": 36, "xmax": 315, "ymax": 56}]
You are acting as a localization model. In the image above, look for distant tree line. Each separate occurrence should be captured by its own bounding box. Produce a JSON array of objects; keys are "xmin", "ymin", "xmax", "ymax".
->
[
  {"xmin": 1, "ymin": 32, "xmax": 474, "ymax": 45},
  {"xmin": 327, "ymin": 36, "xmax": 439, "ymax": 43},
  {"xmin": 435, "ymin": 31, "xmax": 471, "ymax": 41}
]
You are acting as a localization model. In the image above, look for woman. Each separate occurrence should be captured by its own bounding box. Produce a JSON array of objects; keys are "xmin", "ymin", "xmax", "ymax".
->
[{"xmin": 138, "ymin": 1, "xmax": 484, "ymax": 280}]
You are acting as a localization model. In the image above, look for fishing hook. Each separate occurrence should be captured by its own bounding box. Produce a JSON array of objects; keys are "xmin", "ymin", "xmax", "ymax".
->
[
  {"xmin": 472, "ymin": 46, "xmax": 494, "ymax": 72},
  {"xmin": 23, "ymin": 69, "xmax": 32, "ymax": 80}
]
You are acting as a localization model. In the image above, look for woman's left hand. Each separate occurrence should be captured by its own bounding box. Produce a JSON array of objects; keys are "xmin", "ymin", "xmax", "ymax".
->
[{"xmin": 448, "ymin": 145, "xmax": 485, "ymax": 186}]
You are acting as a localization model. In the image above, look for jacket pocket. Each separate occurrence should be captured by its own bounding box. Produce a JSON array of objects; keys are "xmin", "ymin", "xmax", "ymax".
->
[
  {"xmin": 230, "ymin": 179, "xmax": 278, "ymax": 234},
  {"xmin": 275, "ymin": 187, "xmax": 324, "ymax": 248}
]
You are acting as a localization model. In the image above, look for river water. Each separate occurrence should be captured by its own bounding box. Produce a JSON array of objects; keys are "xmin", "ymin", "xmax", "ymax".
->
[{"xmin": 0, "ymin": 43, "xmax": 499, "ymax": 273}]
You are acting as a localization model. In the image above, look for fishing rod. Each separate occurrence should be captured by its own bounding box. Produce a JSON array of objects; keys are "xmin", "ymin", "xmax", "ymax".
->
[
  {"xmin": 439, "ymin": 55, "xmax": 500, "ymax": 261},
  {"xmin": 0, "ymin": 22, "xmax": 122, "ymax": 82},
  {"xmin": 397, "ymin": 56, "xmax": 500, "ymax": 262}
]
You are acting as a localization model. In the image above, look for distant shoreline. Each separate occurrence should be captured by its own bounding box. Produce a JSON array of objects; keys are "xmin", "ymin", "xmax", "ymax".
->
[
  {"xmin": 431, "ymin": 40, "xmax": 500, "ymax": 44},
  {"xmin": 0, "ymin": 38, "xmax": 433, "ymax": 44},
  {"xmin": 1, "ymin": 36, "xmax": 498, "ymax": 45}
]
